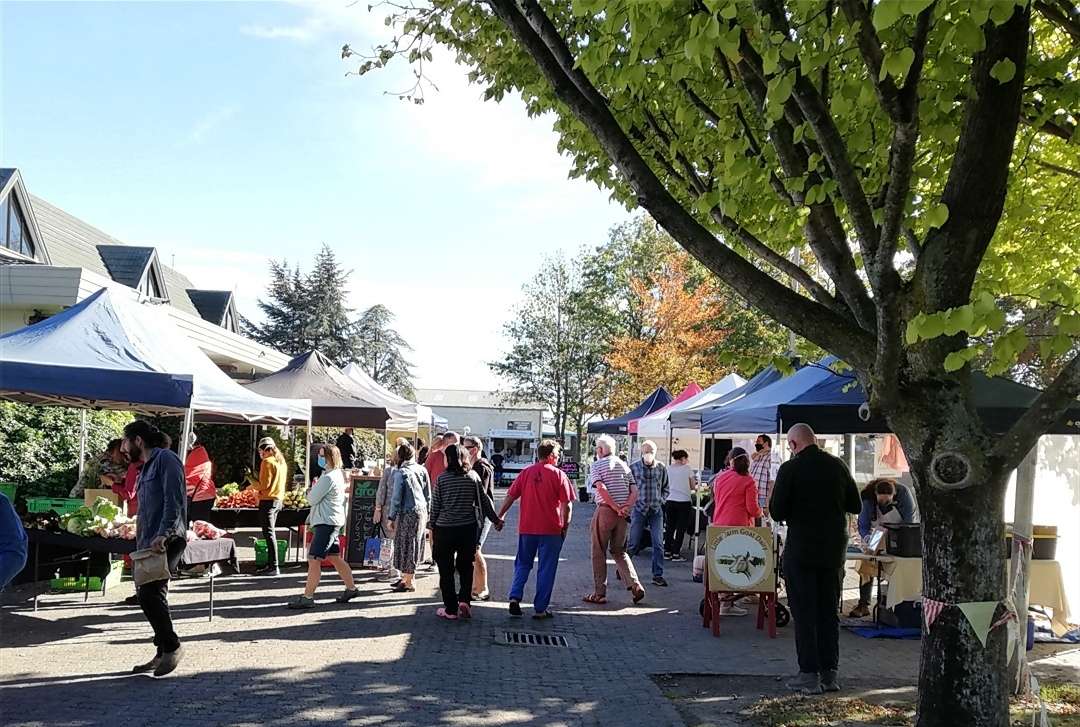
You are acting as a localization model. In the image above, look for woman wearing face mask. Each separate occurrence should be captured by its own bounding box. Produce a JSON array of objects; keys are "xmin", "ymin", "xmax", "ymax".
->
[{"xmin": 709, "ymin": 447, "xmax": 762, "ymax": 616}]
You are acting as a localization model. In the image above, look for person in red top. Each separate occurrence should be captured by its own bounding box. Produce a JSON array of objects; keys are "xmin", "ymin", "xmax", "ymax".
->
[
  {"xmin": 424, "ymin": 431, "xmax": 457, "ymax": 487},
  {"xmin": 496, "ymin": 439, "xmax": 574, "ymax": 619},
  {"xmin": 184, "ymin": 432, "xmax": 216, "ymax": 523},
  {"xmin": 710, "ymin": 447, "xmax": 763, "ymax": 616}
]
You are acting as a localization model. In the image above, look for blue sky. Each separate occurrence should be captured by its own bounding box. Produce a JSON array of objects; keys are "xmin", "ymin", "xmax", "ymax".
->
[{"xmin": 1, "ymin": 0, "xmax": 625, "ymax": 389}]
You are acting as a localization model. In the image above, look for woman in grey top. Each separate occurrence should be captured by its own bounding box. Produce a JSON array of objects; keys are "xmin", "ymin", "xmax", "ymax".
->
[
  {"xmin": 374, "ymin": 438, "xmax": 409, "ymax": 582},
  {"xmin": 387, "ymin": 442, "xmax": 430, "ymax": 593},
  {"xmin": 288, "ymin": 445, "xmax": 359, "ymax": 609}
]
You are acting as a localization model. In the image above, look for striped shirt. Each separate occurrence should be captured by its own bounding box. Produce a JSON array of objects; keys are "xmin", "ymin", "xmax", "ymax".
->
[
  {"xmin": 588, "ymin": 456, "xmax": 635, "ymax": 506},
  {"xmin": 749, "ymin": 450, "xmax": 779, "ymax": 509},
  {"xmin": 430, "ymin": 470, "xmax": 481, "ymax": 528}
]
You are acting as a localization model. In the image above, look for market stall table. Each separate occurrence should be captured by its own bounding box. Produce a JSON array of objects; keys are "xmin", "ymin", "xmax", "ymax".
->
[
  {"xmin": 205, "ymin": 507, "xmax": 311, "ymax": 564},
  {"xmin": 845, "ymin": 553, "xmax": 1072, "ymax": 635},
  {"xmin": 25, "ymin": 530, "xmax": 237, "ymax": 621}
]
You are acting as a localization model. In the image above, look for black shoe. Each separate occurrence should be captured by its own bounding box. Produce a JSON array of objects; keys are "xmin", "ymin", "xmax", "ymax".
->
[
  {"xmin": 335, "ymin": 588, "xmax": 361, "ymax": 603},
  {"xmin": 652, "ymin": 576, "xmax": 668, "ymax": 587},
  {"xmin": 131, "ymin": 654, "xmax": 160, "ymax": 674},
  {"xmin": 255, "ymin": 565, "xmax": 280, "ymax": 577},
  {"xmin": 820, "ymin": 669, "xmax": 841, "ymax": 693},
  {"xmin": 509, "ymin": 600, "xmax": 523, "ymax": 617},
  {"xmin": 124, "ymin": 594, "xmax": 141, "ymax": 606},
  {"xmin": 153, "ymin": 645, "xmax": 184, "ymax": 677}
]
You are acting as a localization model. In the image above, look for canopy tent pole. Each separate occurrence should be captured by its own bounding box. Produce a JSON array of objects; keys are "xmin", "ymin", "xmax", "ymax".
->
[
  {"xmin": 304, "ymin": 423, "xmax": 311, "ymax": 486},
  {"xmin": 844, "ymin": 434, "xmax": 856, "ymax": 473},
  {"xmin": 77, "ymin": 409, "xmax": 88, "ymax": 482},
  {"xmin": 1008, "ymin": 444, "xmax": 1038, "ymax": 694},
  {"xmin": 178, "ymin": 408, "xmax": 194, "ymax": 463}
]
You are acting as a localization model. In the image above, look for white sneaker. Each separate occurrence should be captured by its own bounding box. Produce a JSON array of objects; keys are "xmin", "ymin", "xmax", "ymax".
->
[{"xmin": 719, "ymin": 604, "xmax": 748, "ymax": 617}]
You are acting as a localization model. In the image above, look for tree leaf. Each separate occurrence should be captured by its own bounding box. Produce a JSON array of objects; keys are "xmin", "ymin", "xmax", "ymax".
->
[
  {"xmin": 925, "ymin": 202, "xmax": 950, "ymax": 229},
  {"xmin": 990, "ymin": 58, "xmax": 1016, "ymax": 84},
  {"xmin": 873, "ymin": 0, "xmax": 902, "ymax": 31}
]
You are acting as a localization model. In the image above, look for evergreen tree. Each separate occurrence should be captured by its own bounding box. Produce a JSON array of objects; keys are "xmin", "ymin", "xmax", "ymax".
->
[
  {"xmin": 354, "ymin": 304, "xmax": 416, "ymax": 398},
  {"xmin": 245, "ymin": 245, "xmax": 360, "ymax": 365}
]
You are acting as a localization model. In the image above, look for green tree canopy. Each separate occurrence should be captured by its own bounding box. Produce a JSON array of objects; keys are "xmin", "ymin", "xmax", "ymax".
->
[{"xmin": 354, "ymin": 303, "xmax": 416, "ymax": 398}]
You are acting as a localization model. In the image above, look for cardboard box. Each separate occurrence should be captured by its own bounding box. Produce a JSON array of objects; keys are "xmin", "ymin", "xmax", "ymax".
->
[{"xmin": 84, "ymin": 489, "xmax": 120, "ymax": 507}]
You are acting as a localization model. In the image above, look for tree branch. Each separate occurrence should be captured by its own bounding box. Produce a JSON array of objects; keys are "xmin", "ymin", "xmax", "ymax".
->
[
  {"xmin": 914, "ymin": 5, "xmax": 1032, "ymax": 315},
  {"xmin": 1035, "ymin": 0, "xmax": 1080, "ymax": 42},
  {"xmin": 1033, "ymin": 158, "xmax": 1080, "ymax": 179},
  {"xmin": 487, "ymin": 0, "xmax": 877, "ymax": 370},
  {"xmin": 993, "ymin": 350, "xmax": 1080, "ymax": 470},
  {"xmin": 837, "ymin": 0, "xmax": 904, "ymax": 120}
]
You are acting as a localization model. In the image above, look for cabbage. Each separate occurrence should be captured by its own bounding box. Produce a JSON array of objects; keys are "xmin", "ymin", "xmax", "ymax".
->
[
  {"xmin": 66, "ymin": 516, "xmax": 87, "ymax": 534},
  {"xmin": 91, "ymin": 497, "xmax": 119, "ymax": 521}
]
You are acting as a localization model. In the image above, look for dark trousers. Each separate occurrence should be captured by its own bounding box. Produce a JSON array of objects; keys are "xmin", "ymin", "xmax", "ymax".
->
[
  {"xmin": 187, "ymin": 497, "xmax": 214, "ymax": 524},
  {"xmin": 137, "ymin": 538, "xmax": 187, "ymax": 655},
  {"xmin": 663, "ymin": 501, "xmax": 693, "ymax": 555},
  {"xmin": 258, "ymin": 499, "xmax": 283, "ymax": 566},
  {"xmin": 784, "ymin": 560, "xmax": 841, "ymax": 674},
  {"xmin": 433, "ymin": 524, "xmax": 477, "ymax": 615}
]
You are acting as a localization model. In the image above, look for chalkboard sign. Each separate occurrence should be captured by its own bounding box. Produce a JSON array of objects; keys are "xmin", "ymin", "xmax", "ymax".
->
[
  {"xmin": 560, "ymin": 461, "xmax": 580, "ymax": 481},
  {"xmin": 345, "ymin": 477, "xmax": 380, "ymax": 564}
]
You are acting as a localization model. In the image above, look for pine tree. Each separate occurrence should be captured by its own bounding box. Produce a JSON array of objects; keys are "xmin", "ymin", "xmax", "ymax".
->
[{"xmin": 354, "ymin": 304, "xmax": 415, "ymax": 398}]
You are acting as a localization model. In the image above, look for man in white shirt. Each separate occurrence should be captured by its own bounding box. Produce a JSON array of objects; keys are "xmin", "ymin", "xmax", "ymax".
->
[
  {"xmin": 663, "ymin": 450, "xmax": 697, "ymax": 561},
  {"xmin": 584, "ymin": 434, "xmax": 646, "ymax": 605}
]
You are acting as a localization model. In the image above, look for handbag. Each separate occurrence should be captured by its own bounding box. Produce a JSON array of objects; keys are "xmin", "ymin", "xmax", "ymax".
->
[
  {"xmin": 363, "ymin": 523, "xmax": 382, "ymax": 567},
  {"xmin": 131, "ymin": 547, "xmax": 171, "ymax": 586}
]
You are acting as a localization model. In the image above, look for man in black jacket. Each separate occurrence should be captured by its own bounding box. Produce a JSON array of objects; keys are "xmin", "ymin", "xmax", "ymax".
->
[
  {"xmin": 769, "ymin": 423, "xmax": 861, "ymax": 695},
  {"xmin": 336, "ymin": 428, "xmax": 358, "ymax": 470}
]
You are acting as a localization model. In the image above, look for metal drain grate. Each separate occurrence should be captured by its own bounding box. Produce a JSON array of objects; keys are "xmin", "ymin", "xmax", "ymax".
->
[{"xmin": 497, "ymin": 630, "xmax": 572, "ymax": 648}]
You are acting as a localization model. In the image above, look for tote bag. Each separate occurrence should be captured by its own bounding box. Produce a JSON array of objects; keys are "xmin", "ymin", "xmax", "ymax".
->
[{"xmin": 131, "ymin": 548, "xmax": 171, "ymax": 586}]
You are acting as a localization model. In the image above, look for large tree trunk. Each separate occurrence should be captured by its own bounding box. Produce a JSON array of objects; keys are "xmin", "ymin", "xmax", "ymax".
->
[{"xmin": 887, "ymin": 387, "xmax": 1010, "ymax": 726}]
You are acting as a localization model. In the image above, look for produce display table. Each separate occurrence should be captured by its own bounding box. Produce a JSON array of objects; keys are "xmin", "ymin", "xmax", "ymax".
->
[
  {"xmin": 25, "ymin": 530, "xmax": 237, "ymax": 621},
  {"xmin": 846, "ymin": 554, "xmax": 1071, "ymax": 635},
  {"xmin": 205, "ymin": 507, "xmax": 310, "ymax": 564}
]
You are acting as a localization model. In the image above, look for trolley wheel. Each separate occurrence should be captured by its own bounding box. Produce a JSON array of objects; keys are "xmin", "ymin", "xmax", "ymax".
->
[
  {"xmin": 775, "ymin": 602, "xmax": 790, "ymax": 627},
  {"xmin": 699, "ymin": 597, "xmax": 706, "ymax": 617}
]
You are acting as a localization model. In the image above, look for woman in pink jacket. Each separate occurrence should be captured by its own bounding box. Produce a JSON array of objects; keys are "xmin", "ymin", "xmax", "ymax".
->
[{"xmin": 710, "ymin": 447, "xmax": 763, "ymax": 616}]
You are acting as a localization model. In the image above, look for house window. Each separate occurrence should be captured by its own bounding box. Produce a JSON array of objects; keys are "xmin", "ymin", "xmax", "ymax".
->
[
  {"xmin": 1, "ymin": 196, "xmax": 36, "ymax": 259},
  {"xmin": 141, "ymin": 270, "xmax": 165, "ymax": 299},
  {"xmin": 222, "ymin": 307, "xmax": 237, "ymax": 332}
]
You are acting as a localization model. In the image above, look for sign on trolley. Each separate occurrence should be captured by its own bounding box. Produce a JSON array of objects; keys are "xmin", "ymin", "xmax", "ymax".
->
[{"xmin": 705, "ymin": 526, "xmax": 777, "ymax": 594}]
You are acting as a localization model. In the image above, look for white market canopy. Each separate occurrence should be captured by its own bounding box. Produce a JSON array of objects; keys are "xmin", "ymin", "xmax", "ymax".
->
[
  {"xmin": 0, "ymin": 288, "xmax": 311, "ymax": 424},
  {"xmin": 636, "ymin": 373, "xmax": 747, "ymax": 439},
  {"xmin": 342, "ymin": 362, "xmax": 442, "ymax": 432}
]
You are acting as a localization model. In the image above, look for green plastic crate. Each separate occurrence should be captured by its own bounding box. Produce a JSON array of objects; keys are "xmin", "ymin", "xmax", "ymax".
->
[
  {"xmin": 0, "ymin": 483, "xmax": 15, "ymax": 501},
  {"xmin": 26, "ymin": 497, "xmax": 83, "ymax": 515},
  {"xmin": 50, "ymin": 560, "xmax": 125, "ymax": 593},
  {"xmin": 253, "ymin": 539, "xmax": 289, "ymax": 567}
]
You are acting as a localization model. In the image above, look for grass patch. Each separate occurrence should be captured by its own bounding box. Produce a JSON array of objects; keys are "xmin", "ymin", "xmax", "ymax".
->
[
  {"xmin": 1011, "ymin": 681, "xmax": 1080, "ymax": 727},
  {"xmin": 746, "ymin": 695, "xmax": 913, "ymax": 726}
]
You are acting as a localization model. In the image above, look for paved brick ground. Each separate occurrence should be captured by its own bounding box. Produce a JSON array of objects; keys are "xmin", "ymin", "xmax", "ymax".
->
[{"xmin": 1, "ymin": 500, "xmax": 1070, "ymax": 726}]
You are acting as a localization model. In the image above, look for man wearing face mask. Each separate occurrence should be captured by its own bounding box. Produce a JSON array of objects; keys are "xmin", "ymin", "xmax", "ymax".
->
[
  {"xmin": 749, "ymin": 434, "xmax": 780, "ymax": 523},
  {"xmin": 628, "ymin": 440, "xmax": 670, "ymax": 587}
]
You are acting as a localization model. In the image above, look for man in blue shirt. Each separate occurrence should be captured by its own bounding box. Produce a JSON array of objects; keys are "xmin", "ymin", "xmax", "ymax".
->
[
  {"xmin": 0, "ymin": 493, "xmax": 27, "ymax": 589},
  {"xmin": 628, "ymin": 440, "xmax": 670, "ymax": 587}
]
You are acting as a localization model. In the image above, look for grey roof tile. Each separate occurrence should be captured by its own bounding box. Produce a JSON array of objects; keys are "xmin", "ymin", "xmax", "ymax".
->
[
  {"xmin": 187, "ymin": 289, "xmax": 232, "ymax": 325},
  {"xmin": 96, "ymin": 244, "xmax": 155, "ymax": 288}
]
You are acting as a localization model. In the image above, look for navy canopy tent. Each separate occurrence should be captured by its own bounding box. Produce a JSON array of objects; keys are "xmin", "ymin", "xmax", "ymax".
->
[
  {"xmin": 674, "ymin": 365, "xmax": 785, "ymax": 430},
  {"xmin": 587, "ymin": 387, "xmax": 673, "ymax": 434},
  {"xmin": 702, "ymin": 357, "xmax": 1080, "ymax": 436}
]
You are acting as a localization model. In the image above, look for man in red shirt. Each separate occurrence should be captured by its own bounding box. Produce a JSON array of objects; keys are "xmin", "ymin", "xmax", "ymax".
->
[{"xmin": 496, "ymin": 439, "xmax": 574, "ymax": 619}]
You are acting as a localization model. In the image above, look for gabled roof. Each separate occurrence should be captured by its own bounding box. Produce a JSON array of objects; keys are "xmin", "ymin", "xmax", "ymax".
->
[
  {"xmin": 96, "ymin": 244, "xmax": 157, "ymax": 289},
  {"xmin": 0, "ymin": 169, "xmax": 50, "ymax": 265},
  {"xmin": 187, "ymin": 290, "xmax": 233, "ymax": 326}
]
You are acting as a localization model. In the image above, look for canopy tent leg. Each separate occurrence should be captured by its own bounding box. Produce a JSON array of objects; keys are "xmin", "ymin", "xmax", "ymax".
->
[
  {"xmin": 304, "ymin": 424, "xmax": 311, "ymax": 487},
  {"xmin": 1008, "ymin": 444, "xmax": 1038, "ymax": 694},
  {"xmin": 77, "ymin": 410, "xmax": 88, "ymax": 483},
  {"xmin": 178, "ymin": 408, "xmax": 194, "ymax": 463}
]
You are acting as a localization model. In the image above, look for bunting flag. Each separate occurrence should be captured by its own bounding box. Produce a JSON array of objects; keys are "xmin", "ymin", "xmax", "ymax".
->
[
  {"xmin": 958, "ymin": 601, "xmax": 1000, "ymax": 647},
  {"xmin": 922, "ymin": 597, "xmax": 947, "ymax": 628}
]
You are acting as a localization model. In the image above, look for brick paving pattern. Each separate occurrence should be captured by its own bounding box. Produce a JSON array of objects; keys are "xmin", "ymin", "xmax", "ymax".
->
[{"xmin": 0, "ymin": 499, "xmax": 949, "ymax": 726}]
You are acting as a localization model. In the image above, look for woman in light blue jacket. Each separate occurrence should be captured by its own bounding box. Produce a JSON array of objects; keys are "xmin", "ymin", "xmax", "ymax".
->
[
  {"xmin": 288, "ymin": 445, "xmax": 359, "ymax": 609},
  {"xmin": 386, "ymin": 441, "xmax": 430, "ymax": 593}
]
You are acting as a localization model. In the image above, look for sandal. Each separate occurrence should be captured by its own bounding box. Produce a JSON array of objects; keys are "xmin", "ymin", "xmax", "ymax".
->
[
  {"xmin": 391, "ymin": 583, "xmax": 415, "ymax": 593},
  {"xmin": 632, "ymin": 585, "xmax": 646, "ymax": 604},
  {"xmin": 436, "ymin": 607, "xmax": 458, "ymax": 621},
  {"xmin": 582, "ymin": 593, "xmax": 608, "ymax": 605},
  {"xmin": 458, "ymin": 603, "xmax": 472, "ymax": 619},
  {"xmin": 472, "ymin": 591, "xmax": 491, "ymax": 601}
]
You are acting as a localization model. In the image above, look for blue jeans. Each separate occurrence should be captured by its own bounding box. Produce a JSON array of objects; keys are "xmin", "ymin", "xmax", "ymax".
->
[
  {"xmin": 508, "ymin": 534, "xmax": 564, "ymax": 614},
  {"xmin": 629, "ymin": 507, "xmax": 664, "ymax": 578}
]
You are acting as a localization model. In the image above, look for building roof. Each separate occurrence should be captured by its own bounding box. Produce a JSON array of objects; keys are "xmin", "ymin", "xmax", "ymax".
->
[
  {"xmin": 27, "ymin": 193, "xmax": 202, "ymax": 318},
  {"xmin": 187, "ymin": 289, "xmax": 233, "ymax": 326},
  {"xmin": 415, "ymin": 388, "xmax": 546, "ymax": 411}
]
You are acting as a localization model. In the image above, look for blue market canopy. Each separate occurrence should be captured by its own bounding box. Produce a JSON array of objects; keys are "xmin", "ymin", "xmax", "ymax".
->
[
  {"xmin": 587, "ymin": 386, "xmax": 673, "ymax": 435},
  {"xmin": 0, "ymin": 288, "xmax": 311, "ymax": 424},
  {"xmin": 702, "ymin": 357, "xmax": 1080, "ymax": 436},
  {"xmin": 670, "ymin": 366, "xmax": 784, "ymax": 429}
]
